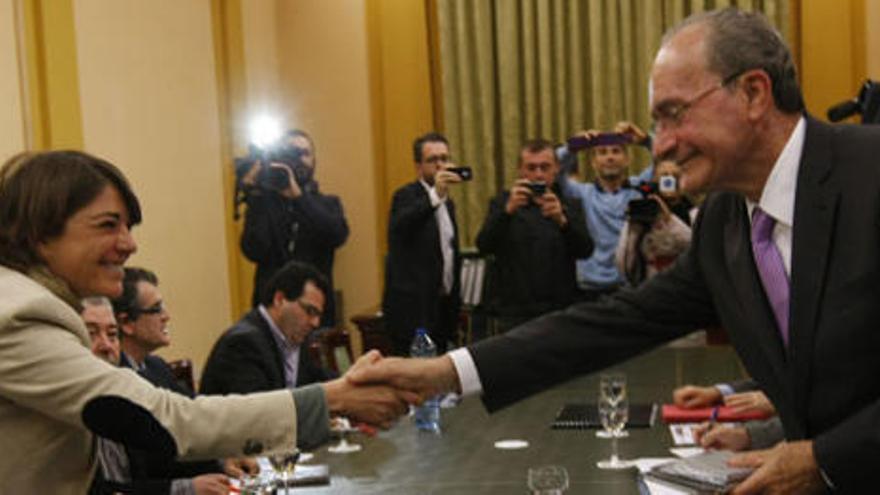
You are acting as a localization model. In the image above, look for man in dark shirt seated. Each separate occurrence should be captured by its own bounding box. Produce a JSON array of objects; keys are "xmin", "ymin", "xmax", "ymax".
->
[
  {"xmin": 201, "ymin": 260, "xmax": 336, "ymax": 395},
  {"xmin": 112, "ymin": 267, "xmax": 192, "ymax": 396},
  {"xmin": 476, "ymin": 139, "xmax": 593, "ymax": 332}
]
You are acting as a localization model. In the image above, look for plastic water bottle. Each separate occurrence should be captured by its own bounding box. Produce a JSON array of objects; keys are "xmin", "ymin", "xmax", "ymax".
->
[{"xmin": 410, "ymin": 328, "xmax": 441, "ymax": 433}]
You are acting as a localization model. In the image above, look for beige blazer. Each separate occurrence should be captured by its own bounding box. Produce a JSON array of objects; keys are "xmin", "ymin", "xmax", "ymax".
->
[{"xmin": 0, "ymin": 266, "xmax": 298, "ymax": 494}]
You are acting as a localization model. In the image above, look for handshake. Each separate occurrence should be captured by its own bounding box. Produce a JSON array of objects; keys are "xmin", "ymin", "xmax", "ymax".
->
[{"xmin": 319, "ymin": 350, "xmax": 461, "ymax": 429}]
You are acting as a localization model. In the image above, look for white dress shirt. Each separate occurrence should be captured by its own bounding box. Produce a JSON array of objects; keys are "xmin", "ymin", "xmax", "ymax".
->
[{"xmin": 420, "ymin": 179, "xmax": 455, "ymax": 295}]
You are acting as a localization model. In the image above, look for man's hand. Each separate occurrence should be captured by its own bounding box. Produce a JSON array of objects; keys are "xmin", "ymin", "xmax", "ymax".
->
[
  {"xmin": 728, "ymin": 441, "xmax": 825, "ymax": 495},
  {"xmin": 434, "ymin": 168, "xmax": 462, "ymax": 198},
  {"xmin": 536, "ymin": 191, "xmax": 567, "ymax": 227},
  {"xmin": 506, "ymin": 180, "xmax": 532, "ymax": 214},
  {"xmin": 221, "ymin": 456, "xmax": 259, "ymax": 478},
  {"xmin": 321, "ymin": 350, "xmax": 417, "ymax": 429},
  {"xmin": 725, "ymin": 391, "xmax": 776, "ymax": 415},
  {"xmin": 694, "ymin": 423, "xmax": 751, "ymax": 451},
  {"xmin": 268, "ymin": 162, "xmax": 303, "ymax": 199},
  {"xmin": 614, "ymin": 121, "xmax": 649, "ymax": 146},
  {"xmin": 673, "ymin": 385, "xmax": 723, "ymax": 408},
  {"xmin": 192, "ymin": 473, "xmax": 230, "ymax": 495},
  {"xmin": 347, "ymin": 355, "xmax": 461, "ymax": 403}
]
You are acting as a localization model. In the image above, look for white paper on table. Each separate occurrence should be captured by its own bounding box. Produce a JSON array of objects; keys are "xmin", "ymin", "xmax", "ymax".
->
[
  {"xmin": 633, "ymin": 457, "xmax": 677, "ymax": 474},
  {"xmin": 643, "ymin": 477, "xmax": 696, "ymax": 495},
  {"xmin": 668, "ymin": 423, "xmax": 700, "ymax": 445},
  {"xmin": 669, "ymin": 447, "xmax": 705, "ymax": 458}
]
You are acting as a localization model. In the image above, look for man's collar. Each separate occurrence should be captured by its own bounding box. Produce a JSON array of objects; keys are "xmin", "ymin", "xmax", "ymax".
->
[
  {"xmin": 747, "ymin": 116, "xmax": 806, "ymax": 226},
  {"xmin": 258, "ymin": 304, "xmax": 295, "ymax": 350}
]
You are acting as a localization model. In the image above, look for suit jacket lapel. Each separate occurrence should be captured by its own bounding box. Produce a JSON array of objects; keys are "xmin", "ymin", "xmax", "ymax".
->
[
  {"xmin": 723, "ymin": 198, "xmax": 788, "ymax": 375},
  {"xmin": 250, "ymin": 310, "xmax": 287, "ymax": 388},
  {"xmin": 789, "ymin": 118, "xmax": 839, "ymax": 419}
]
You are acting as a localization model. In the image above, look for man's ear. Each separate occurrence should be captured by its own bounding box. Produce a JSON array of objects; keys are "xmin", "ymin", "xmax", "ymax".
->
[
  {"xmin": 117, "ymin": 313, "xmax": 136, "ymax": 337},
  {"xmin": 742, "ymin": 70, "xmax": 774, "ymax": 120},
  {"xmin": 271, "ymin": 290, "xmax": 286, "ymax": 309}
]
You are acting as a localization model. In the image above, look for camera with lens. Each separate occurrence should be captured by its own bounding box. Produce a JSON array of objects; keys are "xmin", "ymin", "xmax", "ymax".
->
[
  {"xmin": 527, "ymin": 181, "xmax": 547, "ymax": 197},
  {"xmin": 625, "ymin": 176, "xmax": 678, "ymax": 226},
  {"xmin": 257, "ymin": 145, "xmax": 311, "ymax": 191}
]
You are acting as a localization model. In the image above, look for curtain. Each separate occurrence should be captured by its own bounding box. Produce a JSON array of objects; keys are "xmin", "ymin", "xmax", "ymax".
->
[{"xmin": 436, "ymin": 0, "xmax": 790, "ymax": 246}]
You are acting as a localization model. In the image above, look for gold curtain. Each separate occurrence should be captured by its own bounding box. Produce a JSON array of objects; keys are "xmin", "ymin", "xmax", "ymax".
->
[{"xmin": 436, "ymin": 0, "xmax": 790, "ymax": 246}]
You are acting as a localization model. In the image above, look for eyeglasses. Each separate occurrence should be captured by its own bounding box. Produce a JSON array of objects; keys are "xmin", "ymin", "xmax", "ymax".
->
[
  {"xmin": 138, "ymin": 301, "xmax": 165, "ymax": 316},
  {"xmin": 296, "ymin": 299, "xmax": 323, "ymax": 318},
  {"xmin": 424, "ymin": 154, "xmax": 450, "ymax": 165},
  {"xmin": 652, "ymin": 71, "xmax": 745, "ymax": 132}
]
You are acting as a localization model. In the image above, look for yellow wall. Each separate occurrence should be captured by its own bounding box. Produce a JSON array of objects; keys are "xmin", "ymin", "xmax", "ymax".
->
[
  {"xmin": 273, "ymin": 0, "xmax": 383, "ymax": 352},
  {"xmin": 868, "ymin": 0, "xmax": 880, "ymax": 79},
  {"xmin": 73, "ymin": 0, "xmax": 233, "ymax": 372},
  {"xmin": 800, "ymin": 0, "xmax": 875, "ymax": 121},
  {"xmin": 0, "ymin": 0, "xmax": 25, "ymax": 158}
]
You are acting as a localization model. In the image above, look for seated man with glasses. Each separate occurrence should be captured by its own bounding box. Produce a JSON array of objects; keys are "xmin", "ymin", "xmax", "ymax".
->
[
  {"xmin": 112, "ymin": 267, "xmax": 194, "ymax": 396},
  {"xmin": 201, "ymin": 260, "xmax": 336, "ymax": 396}
]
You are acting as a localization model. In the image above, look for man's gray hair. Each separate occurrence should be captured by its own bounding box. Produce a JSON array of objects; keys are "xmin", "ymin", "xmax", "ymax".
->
[
  {"xmin": 81, "ymin": 296, "xmax": 113, "ymax": 310},
  {"xmin": 663, "ymin": 7, "xmax": 803, "ymax": 113}
]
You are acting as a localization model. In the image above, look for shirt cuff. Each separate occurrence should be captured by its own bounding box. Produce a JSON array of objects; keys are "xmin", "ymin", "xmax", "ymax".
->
[
  {"xmin": 170, "ymin": 479, "xmax": 196, "ymax": 495},
  {"xmin": 714, "ymin": 383, "xmax": 735, "ymax": 397},
  {"xmin": 427, "ymin": 186, "xmax": 445, "ymax": 207},
  {"xmin": 291, "ymin": 384, "xmax": 331, "ymax": 450},
  {"xmin": 448, "ymin": 348, "xmax": 483, "ymax": 397},
  {"xmin": 818, "ymin": 466, "xmax": 836, "ymax": 491}
]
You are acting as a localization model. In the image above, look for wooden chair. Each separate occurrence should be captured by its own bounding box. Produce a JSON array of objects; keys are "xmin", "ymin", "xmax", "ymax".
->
[
  {"xmin": 167, "ymin": 358, "xmax": 195, "ymax": 393},
  {"xmin": 306, "ymin": 290, "xmax": 355, "ymax": 374}
]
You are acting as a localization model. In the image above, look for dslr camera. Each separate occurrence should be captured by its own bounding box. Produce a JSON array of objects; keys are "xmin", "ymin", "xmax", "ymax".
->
[
  {"xmin": 625, "ymin": 176, "xmax": 677, "ymax": 225},
  {"xmin": 257, "ymin": 145, "xmax": 311, "ymax": 191}
]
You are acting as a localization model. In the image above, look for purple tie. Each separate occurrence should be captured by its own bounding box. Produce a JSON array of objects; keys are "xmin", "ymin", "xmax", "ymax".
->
[{"xmin": 751, "ymin": 208, "xmax": 790, "ymax": 346}]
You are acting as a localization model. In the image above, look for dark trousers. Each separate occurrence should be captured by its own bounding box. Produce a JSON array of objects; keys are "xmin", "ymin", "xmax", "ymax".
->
[{"xmin": 388, "ymin": 294, "xmax": 456, "ymax": 357}]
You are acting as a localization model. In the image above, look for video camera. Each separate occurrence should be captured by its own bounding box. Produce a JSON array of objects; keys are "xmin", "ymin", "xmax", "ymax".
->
[{"xmin": 827, "ymin": 79, "xmax": 880, "ymax": 124}]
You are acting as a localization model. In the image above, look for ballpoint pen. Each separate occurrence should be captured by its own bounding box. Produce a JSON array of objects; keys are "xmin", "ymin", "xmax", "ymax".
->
[{"xmin": 708, "ymin": 406, "xmax": 720, "ymax": 430}]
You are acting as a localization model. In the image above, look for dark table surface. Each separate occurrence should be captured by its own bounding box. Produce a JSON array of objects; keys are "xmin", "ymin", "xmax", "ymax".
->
[{"xmin": 294, "ymin": 345, "xmax": 746, "ymax": 494}]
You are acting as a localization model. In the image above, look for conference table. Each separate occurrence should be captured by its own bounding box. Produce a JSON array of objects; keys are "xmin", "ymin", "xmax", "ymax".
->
[{"xmin": 295, "ymin": 345, "xmax": 746, "ymax": 494}]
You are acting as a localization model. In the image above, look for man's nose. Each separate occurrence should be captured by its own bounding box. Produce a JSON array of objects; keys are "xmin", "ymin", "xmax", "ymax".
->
[{"xmin": 652, "ymin": 127, "xmax": 677, "ymax": 161}]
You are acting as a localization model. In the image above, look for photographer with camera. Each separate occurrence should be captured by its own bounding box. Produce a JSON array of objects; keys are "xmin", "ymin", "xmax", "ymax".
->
[
  {"xmin": 476, "ymin": 139, "xmax": 592, "ymax": 333},
  {"xmin": 615, "ymin": 159, "xmax": 696, "ymax": 285},
  {"xmin": 240, "ymin": 129, "xmax": 349, "ymax": 327},
  {"xmin": 560, "ymin": 122, "xmax": 654, "ymax": 301}
]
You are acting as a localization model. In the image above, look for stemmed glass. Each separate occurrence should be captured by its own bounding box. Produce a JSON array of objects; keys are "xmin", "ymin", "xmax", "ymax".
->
[
  {"xmin": 268, "ymin": 450, "xmax": 300, "ymax": 494},
  {"xmin": 328, "ymin": 417, "xmax": 362, "ymax": 454},
  {"xmin": 527, "ymin": 465, "xmax": 569, "ymax": 494},
  {"xmin": 596, "ymin": 372, "xmax": 635, "ymax": 469},
  {"xmin": 595, "ymin": 371, "xmax": 628, "ymax": 439}
]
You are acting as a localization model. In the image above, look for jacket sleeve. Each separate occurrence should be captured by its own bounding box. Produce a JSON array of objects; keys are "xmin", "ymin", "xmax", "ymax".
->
[
  {"xmin": 240, "ymin": 192, "xmax": 281, "ymax": 264},
  {"xmin": 293, "ymin": 194, "xmax": 349, "ymax": 249},
  {"xmin": 200, "ymin": 333, "xmax": 275, "ymax": 395},
  {"xmin": 388, "ymin": 185, "xmax": 436, "ymax": 239},
  {"xmin": 0, "ymin": 293, "xmax": 300, "ymax": 460},
  {"xmin": 475, "ymin": 194, "xmax": 510, "ymax": 255},
  {"xmin": 470, "ymin": 208, "xmax": 719, "ymax": 412},
  {"xmin": 560, "ymin": 198, "xmax": 593, "ymax": 258}
]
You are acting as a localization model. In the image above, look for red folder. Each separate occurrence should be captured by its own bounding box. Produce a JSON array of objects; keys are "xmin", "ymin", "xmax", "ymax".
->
[{"xmin": 661, "ymin": 404, "xmax": 772, "ymax": 423}]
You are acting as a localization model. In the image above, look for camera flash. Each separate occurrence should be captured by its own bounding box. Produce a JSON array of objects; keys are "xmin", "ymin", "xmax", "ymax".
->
[{"xmin": 249, "ymin": 115, "xmax": 282, "ymax": 149}]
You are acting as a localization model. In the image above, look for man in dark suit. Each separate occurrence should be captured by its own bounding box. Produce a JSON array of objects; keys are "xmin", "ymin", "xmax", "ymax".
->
[
  {"xmin": 382, "ymin": 132, "xmax": 464, "ymax": 356},
  {"xmin": 240, "ymin": 129, "xmax": 349, "ymax": 327},
  {"xmin": 476, "ymin": 138, "xmax": 593, "ymax": 332},
  {"xmin": 112, "ymin": 267, "xmax": 193, "ymax": 397},
  {"xmin": 200, "ymin": 261, "xmax": 336, "ymax": 395},
  {"xmin": 354, "ymin": 8, "xmax": 878, "ymax": 493}
]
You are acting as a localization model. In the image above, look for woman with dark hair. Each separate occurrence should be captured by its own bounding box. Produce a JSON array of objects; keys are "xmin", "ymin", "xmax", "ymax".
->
[{"xmin": 0, "ymin": 151, "xmax": 405, "ymax": 494}]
